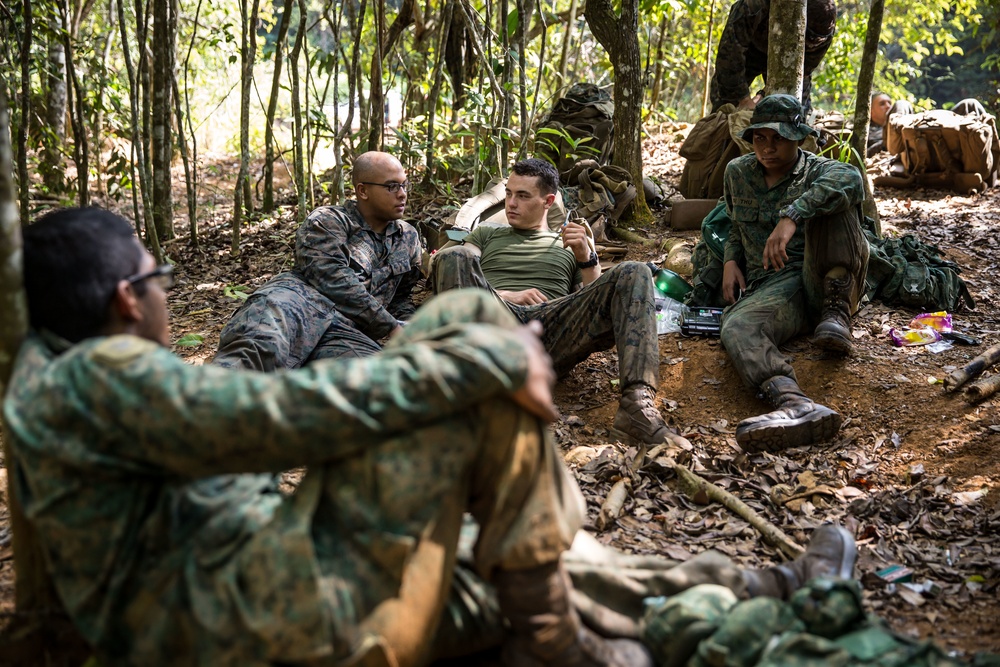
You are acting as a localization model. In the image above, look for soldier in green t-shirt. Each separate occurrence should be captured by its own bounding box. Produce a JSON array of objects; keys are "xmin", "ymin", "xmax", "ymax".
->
[{"xmin": 431, "ymin": 158, "xmax": 682, "ymax": 449}]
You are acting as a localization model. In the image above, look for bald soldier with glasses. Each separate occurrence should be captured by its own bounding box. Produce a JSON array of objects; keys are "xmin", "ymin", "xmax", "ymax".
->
[{"xmin": 214, "ymin": 151, "xmax": 423, "ymax": 371}]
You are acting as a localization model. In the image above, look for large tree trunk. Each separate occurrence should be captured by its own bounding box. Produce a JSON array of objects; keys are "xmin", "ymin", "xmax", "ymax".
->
[
  {"xmin": 584, "ymin": 0, "xmax": 653, "ymax": 224},
  {"xmin": 851, "ymin": 0, "xmax": 884, "ymax": 235},
  {"xmin": 765, "ymin": 0, "xmax": 806, "ymax": 99},
  {"xmin": 151, "ymin": 0, "xmax": 175, "ymax": 241},
  {"xmin": 41, "ymin": 12, "xmax": 68, "ymax": 194}
]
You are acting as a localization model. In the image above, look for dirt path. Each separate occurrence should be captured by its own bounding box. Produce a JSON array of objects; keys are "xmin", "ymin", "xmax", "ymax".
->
[{"xmin": 2, "ymin": 138, "xmax": 998, "ymax": 658}]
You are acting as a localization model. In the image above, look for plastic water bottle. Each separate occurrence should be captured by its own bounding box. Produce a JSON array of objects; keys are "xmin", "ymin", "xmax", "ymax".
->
[{"xmin": 654, "ymin": 294, "xmax": 686, "ymax": 335}]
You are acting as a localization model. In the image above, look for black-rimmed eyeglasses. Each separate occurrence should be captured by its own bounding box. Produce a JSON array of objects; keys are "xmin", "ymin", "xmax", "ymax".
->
[
  {"xmin": 360, "ymin": 181, "xmax": 411, "ymax": 194},
  {"xmin": 126, "ymin": 264, "xmax": 175, "ymax": 290}
]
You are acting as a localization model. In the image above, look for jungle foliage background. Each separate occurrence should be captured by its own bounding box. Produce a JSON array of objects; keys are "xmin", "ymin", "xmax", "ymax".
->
[{"xmin": 1, "ymin": 0, "xmax": 998, "ymax": 250}]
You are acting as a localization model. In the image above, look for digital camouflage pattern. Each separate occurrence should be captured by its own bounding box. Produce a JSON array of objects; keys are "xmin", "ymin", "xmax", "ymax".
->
[
  {"xmin": 4, "ymin": 291, "xmax": 588, "ymax": 667},
  {"xmin": 720, "ymin": 150, "xmax": 869, "ymax": 388},
  {"xmin": 431, "ymin": 245, "xmax": 660, "ymax": 390},
  {"xmin": 710, "ymin": 0, "xmax": 835, "ymax": 116},
  {"xmin": 214, "ymin": 201, "xmax": 422, "ymax": 370}
]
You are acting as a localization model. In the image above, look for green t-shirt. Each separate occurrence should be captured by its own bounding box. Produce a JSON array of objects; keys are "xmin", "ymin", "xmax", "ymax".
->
[{"xmin": 465, "ymin": 225, "xmax": 582, "ymax": 301}]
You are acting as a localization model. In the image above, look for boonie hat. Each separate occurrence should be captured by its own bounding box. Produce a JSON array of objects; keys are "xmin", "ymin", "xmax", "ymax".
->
[{"xmin": 740, "ymin": 94, "xmax": 820, "ymax": 142}]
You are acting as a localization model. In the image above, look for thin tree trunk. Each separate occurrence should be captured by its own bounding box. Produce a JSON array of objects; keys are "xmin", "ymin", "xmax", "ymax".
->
[
  {"xmin": 513, "ymin": 0, "xmax": 528, "ymax": 159},
  {"xmin": 524, "ymin": 0, "xmax": 547, "ymax": 154},
  {"xmin": 423, "ymin": 0, "xmax": 453, "ymax": 185},
  {"xmin": 557, "ymin": 0, "xmax": 578, "ymax": 87},
  {"xmin": 119, "ymin": 0, "xmax": 162, "ymax": 263},
  {"xmin": 766, "ymin": 0, "xmax": 806, "ymax": 99},
  {"xmin": 367, "ymin": 0, "xmax": 386, "ymax": 151},
  {"xmin": 851, "ymin": 0, "xmax": 884, "ymax": 235},
  {"xmin": 41, "ymin": 11, "xmax": 67, "ymax": 194},
  {"xmin": 151, "ymin": 0, "xmax": 174, "ymax": 240},
  {"xmin": 701, "ymin": 0, "xmax": 717, "ymax": 117},
  {"xmin": 649, "ymin": 14, "xmax": 668, "ymax": 110},
  {"xmin": 136, "ymin": 0, "xmax": 153, "ymax": 210},
  {"xmin": 181, "ymin": 0, "xmax": 203, "ymax": 245},
  {"xmin": 290, "ymin": 0, "xmax": 307, "ymax": 221},
  {"xmin": 17, "ymin": 0, "xmax": 33, "ymax": 222},
  {"xmin": 94, "ymin": 5, "xmax": 116, "ymax": 198},
  {"xmin": 263, "ymin": 0, "xmax": 295, "ymax": 212},
  {"xmin": 232, "ymin": 0, "xmax": 260, "ymax": 255},
  {"xmin": 172, "ymin": 76, "xmax": 196, "ymax": 246},
  {"xmin": 323, "ymin": 0, "xmax": 346, "ymax": 202},
  {"xmin": 585, "ymin": 0, "xmax": 653, "ymax": 223}
]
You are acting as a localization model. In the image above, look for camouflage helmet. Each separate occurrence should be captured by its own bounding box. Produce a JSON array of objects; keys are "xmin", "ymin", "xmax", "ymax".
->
[{"xmin": 740, "ymin": 94, "xmax": 820, "ymax": 142}]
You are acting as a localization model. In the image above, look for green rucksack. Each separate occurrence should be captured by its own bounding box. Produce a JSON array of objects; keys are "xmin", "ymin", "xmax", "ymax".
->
[
  {"xmin": 535, "ymin": 83, "xmax": 615, "ymax": 177},
  {"xmin": 864, "ymin": 232, "xmax": 976, "ymax": 312}
]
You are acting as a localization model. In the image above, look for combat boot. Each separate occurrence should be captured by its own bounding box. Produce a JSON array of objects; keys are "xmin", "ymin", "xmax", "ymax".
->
[
  {"xmin": 812, "ymin": 267, "xmax": 855, "ymax": 355},
  {"xmin": 743, "ymin": 524, "xmax": 857, "ymax": 599},
  {"xmin": 612, "ymin": 384, "xmax": 672, "ymax": 445},
  {"xmin": 735, "ymin": 376, "xmax": 842, "ymax": 452},
  {"xmin": 494, "ymin": 561, "xmax": 654, "ymax": 667}
]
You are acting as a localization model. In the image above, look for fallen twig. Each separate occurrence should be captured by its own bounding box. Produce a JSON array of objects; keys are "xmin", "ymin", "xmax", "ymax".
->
[
  {"xmin": 944, "ymin": 342, "xmax": 1000, "ymax": 392},
  {"xmin": 965, "ymin": 373, "xmax": 1000, "ymax": 403},
  {"xmin": 673, "ymin": 464, "xmax": 805, "ymax": 560},
  {"xmin": 596, "ymin": 478, "xmax": 630, "ymax": 531}
]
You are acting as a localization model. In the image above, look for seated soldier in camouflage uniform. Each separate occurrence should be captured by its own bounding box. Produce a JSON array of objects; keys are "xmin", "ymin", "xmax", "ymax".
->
[
  {"xmin": 7, "ymin": 208, "xmax": 861, "ymax": 667},
  {"xmin": 720, "ymin": 94, "xmax": 870, "ymax": 452},
  {"xmin": 213, "ymin": 151, "xmax": 422, "ymax": 371},
  {"xmin": 431, "ymin": 158, "xmax": 678, "ymax": 449},
  {"xmin": 710, "ymin": 0, "xmax": 837, "ymax": 117}
]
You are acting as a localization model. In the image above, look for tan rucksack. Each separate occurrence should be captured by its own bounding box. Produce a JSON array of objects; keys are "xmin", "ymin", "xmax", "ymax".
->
[{"xmin": 881, "ymin": 109, "xmax": 1000, "ymax": 194}]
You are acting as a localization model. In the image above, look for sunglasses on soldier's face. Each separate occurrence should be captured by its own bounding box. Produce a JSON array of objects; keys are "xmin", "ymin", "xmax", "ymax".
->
[{"xmin": 126, "ymin": 264, "xmax": 175, "ymax": 290}]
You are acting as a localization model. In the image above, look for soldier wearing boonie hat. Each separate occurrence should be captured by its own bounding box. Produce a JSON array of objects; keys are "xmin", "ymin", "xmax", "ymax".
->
[{"xmin": 718, "ymin": 94, "xmax": 870, "ymax": 453}]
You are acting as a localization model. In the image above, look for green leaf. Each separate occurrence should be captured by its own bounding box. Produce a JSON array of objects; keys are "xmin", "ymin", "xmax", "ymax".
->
[
  {"xmin": 224, "ymin": 284, "xmax": 250, "ymax": 301},
  {"xmin": 175, "ymin": 333, "xmax": 205, "ymax": 347}
]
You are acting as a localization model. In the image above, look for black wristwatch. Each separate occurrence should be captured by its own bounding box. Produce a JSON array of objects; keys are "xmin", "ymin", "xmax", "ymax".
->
[{"xmin": 577, "ymin": 251, "xmax": 600, "ymax": 269}]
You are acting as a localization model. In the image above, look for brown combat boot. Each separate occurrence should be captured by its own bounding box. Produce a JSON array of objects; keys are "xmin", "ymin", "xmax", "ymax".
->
[
  {"xmin": 494, "ymin": 561, "xmax": 654, "ymax": 667},
  {"xmin": 743, "ymin": 524, "xmax": 858, "ymax": 599},
  {"xmin": 735, "ymin": 376, "xmax": 842, "ymax": 453},
  {"xmin": 813, "ymin": 267, "xmax": 855, "ymax": 355},
  {"xmin": 612, "ymin": 384, "xmax": 672, "ymax": 445}
]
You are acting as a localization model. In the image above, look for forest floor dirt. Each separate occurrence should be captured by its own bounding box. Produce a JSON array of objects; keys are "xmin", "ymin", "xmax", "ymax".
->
[{"xmin": 1, "ymin": 132, "xmax": 998, "ymax": 659}]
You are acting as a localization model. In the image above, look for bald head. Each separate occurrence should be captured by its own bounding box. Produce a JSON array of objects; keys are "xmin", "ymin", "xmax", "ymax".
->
[{"xmin": 352, "ymin": 151, "xmax": 405, "ymax": 185}]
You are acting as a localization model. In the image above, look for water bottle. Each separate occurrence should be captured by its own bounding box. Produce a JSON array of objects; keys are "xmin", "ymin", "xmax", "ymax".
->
[{"xmin": 654, "ymin": 295, "xmax": 687, "ymax": 335}]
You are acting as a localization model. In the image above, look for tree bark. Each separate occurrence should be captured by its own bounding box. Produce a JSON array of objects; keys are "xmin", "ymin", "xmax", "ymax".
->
[
  {"xmin": 232, "ymin": 0, "xmax": 260, "ymax": 255},
  {"xmin": 765, "ymin": 0, "xmax": 806, "ymax": 99},
  {"xmin": 41, "ymin": 10, "xmax": 68, "ymax": 194},
  {"xmin": 290, "ymin": 0, "xmax": 308, "ymax": 221},
  {"xmin": 262, "ymin": 0, "xmax": 295, "ymax": 212},
  {"xmin": 367, "ymin": 0, "xmax": 386, "ymax": 151},
  {"xmin": 556, "ymin": 0, "xmax": 578, "ymax": 88},
  {"xmin": 94, "ymin": 7, "xmax": 116, "ymax": 198},
  {"xmin": 151, "ymin": 0, "xmax": 175, "ymax": 241},
  {"xmin": 851, "ymin": 0, "xmax": 884, "ymax": 235},
  {"xmin": 181, "ymin": 0, "xmax": 204, "ymax": 244},
  {"xmin": 17, "ymin": 0, "xmax": 33, "ymax": 223},
  {"xmin": 584, "ymin": 0, "xmax": 653, "ymax": 224},
  {"xmin": 422, "ymin": 0, "xmax": 454, "ymax": 185},
  {"xmin": 701, "ymin": 0, "xmax": 717, "ymax": 117}
]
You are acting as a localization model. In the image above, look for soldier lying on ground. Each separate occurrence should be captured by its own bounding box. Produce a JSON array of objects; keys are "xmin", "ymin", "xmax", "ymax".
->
[
  {"xmin": 720, "ymin": 94, "xmax": 869, "ymax": 452},
  {"xmin": 213, "ymin": 150, "xmax": 422, "ymax": 370},
  {"xmin": 431, "ymin": 158, "xmax": 680, "ymax": 449},
  {"xmin": 868, "ymin": 94, "xmax": 989, "ymax": 157},
  {"xmin": 710, "ymin": 0, "xmax": 837, "ymax": 117},
  {"xmin": 6, "ymin": 206, "xmax": 859, "ymax": 666}
]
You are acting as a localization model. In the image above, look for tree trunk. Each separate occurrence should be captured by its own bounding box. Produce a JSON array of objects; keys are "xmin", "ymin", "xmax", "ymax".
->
[
  {"xmin": 766, "ymin": 0, "xmax": 806, "ymax": 99},
  {"xmin": 423, "ymin": 0, "xmax": 454, "ymax": 185},
  {"xmin": 151, "ymin": 0, "xmax": 175, "ymax": 241},
  {"xmin": 232, "ymin": 0, "xmax": 260, "ymax": 255},
  {"xmin": 584, "ymin": 0, "xmax": 653, "ymax": 224},
  {"xmin": 851, "ymin": 0, "xmax": 884, "ymax": 236},
  {"xmin": 41, "ymin": 11, "xmax": 68, "ymax": 194},
  {"xmin": 367, "ymin": 0, "xmax": 386, "ymax": 151},
  {"xmin": 649, "ymin": 14, "xmax": 668, "ymax": 111},
  {"xmin": 94, "ymin": 8, "xmax": 116, "ymax": 198},
  {"xmin": 181, "ymin": 0, "xmax": 205, "ymax": 244},
  {"xmin": 701, "ymin": 0, "xmax": 717, "ymax": 117},
  {"xmin": 557, "ymin": 0, "xmax": 578, "ymax": 88},
  {"xmin": 172, "ymin": 76, "xmax": 196, "ymax": 245},
  {"xmin": 290, "ymin": 0, "xmax": 308, "ymax": 221},
  {"xmin": 17, "ymin": 0, "xmax": 33, "ymax": 223},
  {"xmin": 119, "ymin": 0, "xmax": 162, "ymax": 263},
  {"xmin": 262, "ymin": 0, "xmax": 295, "ymax": 212}
]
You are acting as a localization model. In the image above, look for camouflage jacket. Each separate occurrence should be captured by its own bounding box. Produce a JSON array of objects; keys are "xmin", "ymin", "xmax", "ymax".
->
[
  {"xmin": 713, "ymin": 0, "xmax": 835, "ymax": 112},
  {"xmin": 723, "ymin": 150, "xmax": 864, "ymax": 285},
  {"xmin": 293, "ymin": 201, "xmax": 423, "ymax": 340},
  {"xmin": 2, "ymin": 328, "xmax": 528, "ymax": 665}
]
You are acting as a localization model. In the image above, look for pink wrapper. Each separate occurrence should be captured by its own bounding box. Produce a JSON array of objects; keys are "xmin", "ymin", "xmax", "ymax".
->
[
  {"xmin": 908, "ymin": 311, "xmax": 952, "ymax": 333},
  {"xmin": 889, "ymin": 326, "xmax": 942, "ymax": 347}
]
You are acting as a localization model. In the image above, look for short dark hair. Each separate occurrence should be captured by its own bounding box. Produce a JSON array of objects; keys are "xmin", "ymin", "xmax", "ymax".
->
[
  {"xmin": 22, "ymin": 207, "xmax": 145, "ymax": 343},
  {"xmin": 511, "ymin": 158, "xmax": 560, "ymax": 196},
  {"xmin": 872, "ymin": 92, "xmax": 891, "ymax": 102}
]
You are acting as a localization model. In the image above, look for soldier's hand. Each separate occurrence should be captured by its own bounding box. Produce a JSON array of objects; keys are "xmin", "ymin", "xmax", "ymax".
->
[
  {"xmin": 498, "ymin": 288, "xmax": 549, "ymax": 306},
  {"xmin": 738, "ymin": 95, "xmax": 758, "ymax": 110},
  {"xmin": 763, "ymin": 217, "xmax": 796, "ymax": 271},
  {"xmin": 511, "ymin": 321, "xmax": 559, "ymax": 423},
  {"xmin": 561, "ymin": 221, "xmax": 592, "ymax": 262},
  {"xmin": 722, "ymin": 260, "xmax": 746, "ymax": 304}
]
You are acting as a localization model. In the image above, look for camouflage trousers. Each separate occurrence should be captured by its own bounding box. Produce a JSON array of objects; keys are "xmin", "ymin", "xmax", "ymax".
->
[
  {"xmin": 720, "ymin": 208, "xmax": 870, "ymax": 389},
  {"xmin": 213, "ymin": 273, "xmax": 383, "ymax": 372},
  {"xmin": 430, "ymin": 246, "xmax": 660, "ymax": 390}
]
